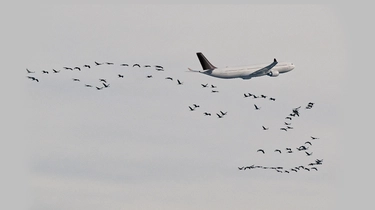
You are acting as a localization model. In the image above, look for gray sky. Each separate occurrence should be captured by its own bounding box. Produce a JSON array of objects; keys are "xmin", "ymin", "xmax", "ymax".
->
[{"xmin": 3, "ymin": 3, "xmax": 373, "ymax": 210}]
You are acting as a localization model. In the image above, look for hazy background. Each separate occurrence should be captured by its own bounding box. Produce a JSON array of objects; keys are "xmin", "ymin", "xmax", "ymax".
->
[{"xmin": 1, "ymin": 3, "xmax": 373, "ymax": 210}]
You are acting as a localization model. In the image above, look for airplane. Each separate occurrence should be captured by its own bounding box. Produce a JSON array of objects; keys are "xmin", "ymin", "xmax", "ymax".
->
[{"xmin": 188, "ymin": 52, "xmax": 294, "ymax": 79}]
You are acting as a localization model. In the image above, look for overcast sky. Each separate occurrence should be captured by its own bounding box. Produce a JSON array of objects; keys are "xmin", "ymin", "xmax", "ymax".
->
[{"xmin": 2, "ymin": 3, "xmax": 374, "ymax": 210}]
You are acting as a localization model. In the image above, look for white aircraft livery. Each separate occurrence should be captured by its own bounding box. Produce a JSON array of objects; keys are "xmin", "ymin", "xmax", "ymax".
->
[{"xmin": 188, "ymin": 52, "xmax": 294, "ymax": 79}]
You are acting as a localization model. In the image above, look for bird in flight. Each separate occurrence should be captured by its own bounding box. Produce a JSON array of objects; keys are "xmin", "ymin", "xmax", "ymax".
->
[
  {"xmin": 216, "ymin": 113, "xmax": 223, "ymax": 118},
  {"xmin": 74, "ymin": 67, "xmax": 81, "ymax": 71},
  {"xmin": 83, "ymin": 64, "xmax": 91, "ymax": 68},
  {"xmin": 262, "ymin": 126, "xmax": 269, "ymax": 130},
  {"xmin": 305, "ymin": 151, "xmax": 313, "ymax": 156},
  {"xmin": 72, "ymin": 78, "xmax": 80, "ymax": 82},
  {"xmin": 203, "ymin": 112, "xmax": 211, "ymax": 116},
  {"xmin": 52, "ymin": 69, "xmax": 60, "ymax": 73},
  {"xmin": 220, "ymin": 111, "xmax": 227, "ymax": 116},
  {"xmin": 201, "ymin": 83, "xmax": 209, "ymax": 87},
  {"xmin": 188, "ymin": 106, "xmax": 195, "ymax": 111},
  {"xmin": 280, "ymin": 128, "xmax": 288, "ymax": 131},
  {"xmin": 95, "ymin": 61, "xmax": 103, "ymax": 66},
  {"xmin": 133, "ymin": 63, "xmax": 141, "ymax": 67},
  {"xmin": 26, "ymin": 68, "xmax": 35, "ymax": 73},
  {"xmin": 99, "ymin": 78, "xmax": 107, "ymax": 83},
  {"xmin": 120, "ymin": 63, "xmax": 129, "ymax": 67},
  {"xmin": 257, "ymin": 149, "xmax": 265, "ymax": 154},
  {"xmin": 177, "ymin": 79, "xmax": 183, "ymax": 85},
  {"xmin": 305, "ymin": 141, "xmax": 312, "ymax": 145},
  {"xmin": 103, "ymin": 83, "xmax": 110, "ymax": 88},
  {"xmin": 269, "ymin": 97, "xmax": 276, "ymax": 101},
  {"xmin": 165, "ymin": 77, "xmax": 173, "ymax": 80},
  {"xmin": 118, "ymin": 74, "xmax": 124, "ymax": 78},
  {"xmin": 146, "ymin": 75, "xmax": 153, "ymax": 78},
  {"xmin": 42, "ymin": 70, "xmax": 49, "ymax": 74},
  {"xmin": 254, "ymin": 104, "xmax": 260, "ymax": 110},
  {"xmin": 311, "ymin": 136, "xmax": 319, "ymax": 140},
  {"xmin": 27, "ymin": 76, "xmax": 39, "ymax": 82},
  {"xmin": 274, "ymin": 149, "xmax": 282, "ymax": 153}
]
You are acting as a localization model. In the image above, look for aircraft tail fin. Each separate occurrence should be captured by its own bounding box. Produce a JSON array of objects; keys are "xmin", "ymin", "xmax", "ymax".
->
[{"xmin": 197, "ymin": 52, "xmax": 216, "ymax": 70}]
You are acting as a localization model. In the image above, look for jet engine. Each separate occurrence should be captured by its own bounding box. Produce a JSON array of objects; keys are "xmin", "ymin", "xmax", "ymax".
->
[{"xmin": 267, "ymin": 70, "xmax": 279, "ymax": 77}]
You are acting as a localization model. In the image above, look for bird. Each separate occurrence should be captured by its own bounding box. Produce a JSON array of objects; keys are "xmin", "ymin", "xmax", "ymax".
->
[
  {"xmin": 52, "ymin": 69, "xmax": 60, "ymax": 73},
  {"xmin": 286, "ymin": 126, "xmax": 293, "ymax": 129},
  {"xmin": 291, "ymin": 169, "xmax": 298, "ymax": 172},
  {"xmin": 83, "ymin": 64, "xmax": 91, "ymax": 68},
  {"xmin": 146, "ymin": 75, "xmax": 153, "ymax": 78},
  {"xmin": 193, "ymin": 104, "xmax": 200, "ymax": 108},
  {"xmin": 211, "ymin": 90, "xmax": 219, "ymax": 93},
  {"xmin": 155, "ymin": 65, "xmax": 164, "ymax": 71},
  {"xmin": 261, "ymin": 94, "xmax": 267, "ymax": 98},
  {"xmin": 311, "ymin": 136, "xmax": 319, "ymax": 140},
  {"xmin": 280, "ymin": 128, "xmax": 288, "ymax": 131},
  {"xmin": 74, "ymin": 67, "xmax": 81, "ymax": 71},
  {"xmin": 144, "ymin": 65, "xmax": 151, "ymax": 67},
  {"xmin": 165, "ymin": 77, "xmax": 173, "ymax": 80},
  {"xmin": 216, "ymin": 113, "xmax": 223, "ymax": 118},
  {"xmin": 284, "ymin": 122, "xmax": 291, "ymax": 125},
  {"xmin": 99, "ymin": 78, "xmax": 107, "ymax": 83},
  {"xmin": 315, "ymin": 159, "xmax": 323, "ymax": 165},
  {"xmin": 26, "ymin": 68, "xmax": 35, "ymax": 73},
  {"xmin": 285, "ymin": 117, "xmax": 292, "ymax": 120},
  {"xmin": 106, "ymin": 62, "xmax": 114, "ymax": 65},
  {"xmin": 63, "ymin": 67, "xmax": 73, "ymax": 70},
  {"xmin": 188, "ymin": 106, "xmax": 195, "ymax": 111},
  {"xmin": 254, "ymin": 104, "xmax": 260, "ymax": 110},
  {"xmin": 284, "ymin": 170, "xmax": 290, "ymax": 173},
  {"xmin": 201, "ymin": 83, "xmax": 209, "ymax": 87},
  {"xmin": 120, "ymin": 63, "xmax": 129, "ymax": 66},
  {"xmin": 305, "ymin": 141, "xmax": 312, "ymax": 145},
  {"xmin": 238, "ymin": 166, "xmax": 244, "ymax": 170},
  {"xmin": 96, "ymin": 86, "xmax": 103, "ymax": 90},
  {"xmin": 177, "ymin": 79, "xmax": 183, "ymax": 85},
  {"xmin": 305, "ymin": 151, "xmax": 313, "ymax": 156},
  {"xmin": 252, "ymin": 95, "xmax": 259, "ymax": 99},
  {"xmin": 133, "ymin": 63, "xmax": 141, "ymax": 67},
  {"xmin": 72, "ymin": 78, "xmax": 80, "ymax": 82},
  {"xmin": 257, "ymin": 149, "xmax": 265, "ymax": 154},
  {"xmin": 297, "ymin": 146, "xmax": 308, "ymax": 151},
  {"xmin": 42, "ymin": 70, "xmax": 49, "ymax": 74},
  {"xmin": 304, "ymin": 168, "xmax": 310, "ymax": 171},
  {"xmin": 103, "ymin": 83, "xmax": 110, "ymax": 88},
  {"xmin": 211, "ymin": 85, "xmax": 217, "ymax": 88},
  {"xmin": 220, "ymin": 111, "xmax": 227, "ymax": 116},
  {"xmin": 85, "ymin": 84, "xmax": 92, "ymax": 87},
  {"xmin": 95, "ymin": 61, "xmax": 103, "ymax": 65},
  {"xmin": 269, "ymin": 97, "xmax": 276, "ymax": 101},
  {"xmin": 118, "ymin": 74, "xmax": 124, "ymax": 78},
  {"xmin": 262, "ymin": 126, "xmax": 269, "ymax": 130},
  {"xmin": 311, "ymin": 167, "xmax": 318, "ymax": 171},
  {"xmin": 274, "ymin": 149, "xmax": 282, "ymax": 153},
  {"xmin": 244, "ymin": 93, "xmax": 250, "ymax": 97},
  {"xmin": 204, "ymin": 112, "xmax": 211, "ymax": 116},
  {"xmin": 27, "ymin": 76, "xmax": 39, "ymax": 82}
]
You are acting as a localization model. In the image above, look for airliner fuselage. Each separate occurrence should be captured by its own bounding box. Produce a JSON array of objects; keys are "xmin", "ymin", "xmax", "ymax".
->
[{"xmin": 189, "ymin": 52, "xmax": 294, "ymax": 80}]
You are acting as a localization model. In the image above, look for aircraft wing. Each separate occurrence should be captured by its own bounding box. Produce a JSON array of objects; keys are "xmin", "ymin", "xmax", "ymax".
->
[{"xmin": 248, "ymin": 58, "xmax": 278, "ymax": 77}]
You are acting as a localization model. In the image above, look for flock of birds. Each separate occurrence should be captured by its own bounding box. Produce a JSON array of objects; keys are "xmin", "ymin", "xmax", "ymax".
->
[{"xmin": 26, "ymin": 59, "xmax": 323, "ymax": 175}]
